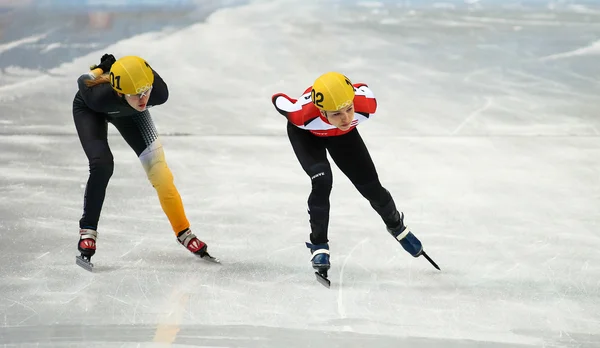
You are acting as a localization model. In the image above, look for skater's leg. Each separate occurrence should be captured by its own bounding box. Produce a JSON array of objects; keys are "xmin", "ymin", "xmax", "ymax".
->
[
  {"xmin": 111, "ymin": 111, "xmax": 190, "ymax": 235},
  {"xmin": 327, "ymin": 129, "xmax": 423, "ymax": 257},
  {"xmin": 73, "ymin": 108, "xmax": 114, "ymax": 270},
  {"xmin": 326, "ymin": 128, "xmax": 399, "ymax": 224},
  {"xmin": 73, "ymin": 108, "xmax": 114, "ymax": 232},
  {"xmin": 139, "ymin": 142, "xmax": 190, "ymax": 235},
  {"xmin": 287, "ymin": 121, "xmax": 331, "ymax": 245},
  {"xmin": 287, "ymin": 122, "xmax": 332, "ymax": 270},
  {"xmin": 73, "ymin": 107, "xmax": 113, "ymax": 262},
  {"xmin": 111, "ymin": 111, "xmax": 210, "ymax": 257}
]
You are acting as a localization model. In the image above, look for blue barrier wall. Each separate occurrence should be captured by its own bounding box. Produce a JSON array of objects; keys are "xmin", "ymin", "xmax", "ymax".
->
[
  {"xmin": 1, "ymin": 0, "xmax": 246, "ymax": 12},
  {"xmin": 2, "ymin": 0, "xmax": 599, "ymax": 11},
  {"xmin": 0, "ymin": 0, "xmax": 248, "ymax": 70}
]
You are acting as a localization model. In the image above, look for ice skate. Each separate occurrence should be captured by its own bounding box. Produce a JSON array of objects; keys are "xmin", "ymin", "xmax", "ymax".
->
[
  {"xmin": 306, "ymin": 242, "xmax": 331, "ymax": 287},
  {"xmin": 387, "ymin": 212, "xmax": 423, "ymax": 257},
  {"xmin": 76, "ymin": 228, "xmax": 97, "ymax": 271},
  {"xmin": 387, "ymin": 212, "xmax": 440, "ymax": 270},
  {"xmin": 177, "ymin": 228, "xmax": 220, "ymax": 263}
]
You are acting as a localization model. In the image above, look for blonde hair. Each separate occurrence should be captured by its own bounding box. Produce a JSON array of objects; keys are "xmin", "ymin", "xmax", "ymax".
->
[{"xmin": 84, "ymin": 73, "xmax": 111, "ymax": 88}]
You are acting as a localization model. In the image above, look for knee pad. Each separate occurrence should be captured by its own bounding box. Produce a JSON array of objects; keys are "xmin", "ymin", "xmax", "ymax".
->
[
  {"xmin": 138, "ymin": 140, "xmax": 174, "ymax": 188},
  {"xmin": 147, "ymin": 161, "xmax": 174, "ymax": 189},
  {"xmin": 309, "ymin": 163, "xmax": 332, "ymax": 186},
  {"xmin": 86, "ymin": 141, "xmax": 114, "ymax": 179},
  {"xmin": 306, "ymin": 163, "xmax": 332, "ymax": 210},
  {"xmin": 89, "ymin": 156, "xmax": 114, "ymax": 179},
  {"xmin": 308, "ymin": 163, "xmax": 332, "ymax": 193}
]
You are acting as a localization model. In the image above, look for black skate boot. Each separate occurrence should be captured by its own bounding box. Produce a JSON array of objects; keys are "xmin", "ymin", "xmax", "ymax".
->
[
  {"xmin": 76, "ymin": 228, "xmax": 97, "ymax": 271},
  {"xmin": 306, "ymin": 242, "xmax": 331, "ymax": 287},
  {"xmin": 177, "ymin": 228, "xmax": 219, "ymax": 263}
]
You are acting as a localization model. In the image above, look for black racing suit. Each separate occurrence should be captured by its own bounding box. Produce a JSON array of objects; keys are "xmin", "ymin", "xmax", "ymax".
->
[
  {"xmin": 286, "ymin": 122, "xmax": 402, "ymax": 245},
  {"xmin": 72, "ymin": 70, "xmax": 190, "ymax": 235}
]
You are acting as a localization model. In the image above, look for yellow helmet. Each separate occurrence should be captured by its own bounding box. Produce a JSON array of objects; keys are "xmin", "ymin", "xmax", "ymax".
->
[
  {"xmin": 311, "ymin": 72, "xmax": 355, "ymax": 111},
  {"xmin": 108, "ymin": 56, "xmax": 154, "ymax": 95}
]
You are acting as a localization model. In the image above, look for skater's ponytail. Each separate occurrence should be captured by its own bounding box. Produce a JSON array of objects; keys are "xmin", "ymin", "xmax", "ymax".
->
[{"xmin": 84, "ymin": 74, "xmax": 111, "ymax": 88}]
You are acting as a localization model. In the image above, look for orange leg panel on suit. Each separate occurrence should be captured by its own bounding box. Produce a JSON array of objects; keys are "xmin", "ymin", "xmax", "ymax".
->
[{"xmin": 139, "ymin": 139, "xmax": 189, "ymax": 235}]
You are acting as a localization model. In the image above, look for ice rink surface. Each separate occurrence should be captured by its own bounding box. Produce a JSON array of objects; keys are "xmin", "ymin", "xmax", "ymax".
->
[{"xmin": 1, "ymin": 0, "xmax": 599, "ymax": 347}]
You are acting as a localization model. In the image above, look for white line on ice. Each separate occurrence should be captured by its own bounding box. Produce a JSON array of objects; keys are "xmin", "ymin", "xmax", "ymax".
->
[
  {"xmin": 540, "ymin": 40, "xmax": 600, "ymax": 61},
  {"xmin": 106, "ymin": 294, "xmax": 129, "ymax": 305},
  {"xmin": 338, "ymin": 238, "xmax": 369, "ymax": 322},
  {"xmin": 36, "ymin": 251, "xmax": 50, "ymax": 259},
  {"xmin": 453, "ymin": 97, "xmax": 493, "ymax": 135}
]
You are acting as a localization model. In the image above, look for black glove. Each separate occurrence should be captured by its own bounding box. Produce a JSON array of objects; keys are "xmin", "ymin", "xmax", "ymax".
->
[{"xmin": 93, "ymin": 54, "xmax": 116, "ymax": 73}]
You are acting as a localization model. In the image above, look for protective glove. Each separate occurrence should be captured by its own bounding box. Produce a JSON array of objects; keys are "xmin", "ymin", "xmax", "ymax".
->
[{"xmin": 90, "ymin": 54, "xmax": 116, "ymax": 73}]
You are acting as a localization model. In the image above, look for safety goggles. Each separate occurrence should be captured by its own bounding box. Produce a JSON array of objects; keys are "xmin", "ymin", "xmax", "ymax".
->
[{"xmin": 125, "ymin": 86, "xmax": 153, "ymax": 99}]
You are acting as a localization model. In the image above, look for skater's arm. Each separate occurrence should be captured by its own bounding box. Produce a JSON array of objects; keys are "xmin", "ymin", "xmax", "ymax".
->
[
  {"xmin": 352, "ymin": 84, "xmax": 377, "ymax": 117},
  {"xmin": 147, "ymin": 69, "xmax": 169, "ymax": 107},
  {"xmin": 77, "ymin": 71, "xmax": 116, "ymax": 113},
  {"xmin": 272, "ymin": 88, "xmax": 318, "ymax": 127}
]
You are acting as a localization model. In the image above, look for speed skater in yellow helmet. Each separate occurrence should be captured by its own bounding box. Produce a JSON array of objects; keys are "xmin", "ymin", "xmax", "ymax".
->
[
  {"xmin": 108, "ymin": 56, "xmax": 154, "ymax": 95},
  {"xmin": 311, "ymin": 72, "xmax": 356, "ymax": 111}
]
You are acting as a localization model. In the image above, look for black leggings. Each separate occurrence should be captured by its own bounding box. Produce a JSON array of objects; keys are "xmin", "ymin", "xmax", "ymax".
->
[
  {"xmin": 73, "ymin": 108, "xmax": 159, "ymax": 230},
  {"xmin": 287, "ymin": 122, "xmax": 401, "ymax": 244}
]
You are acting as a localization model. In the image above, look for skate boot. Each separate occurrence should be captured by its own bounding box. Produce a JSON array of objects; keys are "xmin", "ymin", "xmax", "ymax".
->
[
  {"xmin": 76, "ymin": 228, "xmax": 97, "ymax": 271},
  {"xmin": 387, "ymin": 212, "xmax": 423, "ymax": 257},
  {"xmin": 387, "ymin": 212, "xmax": 440, "ymax": 270},
  {"xmin": 306, "ymin": 242, "xmax": 331, "ymax": 287},
  {"xmin": 177, "ymin": 228, "xmax": 219, "ymax": 263}
]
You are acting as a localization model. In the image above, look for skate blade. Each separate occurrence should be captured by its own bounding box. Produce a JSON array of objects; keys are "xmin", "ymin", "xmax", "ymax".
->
[
  {"xmin": 315, "ymin": 271, "xmax": 331, "ymax": 288},
  {"xmin": 421, "ymin": 251, "xmax": 440, "ymax": 270},
  {"xmin": 202, "ymin": 255, "xmax": 221, "ymax": 263},
  {"xmin": 197, "ymin": 252, "xmax": 221, "ymax": 264},
  {"xmin": 75, "ymin": 255, "xmax": 94, "ymax": 272}
]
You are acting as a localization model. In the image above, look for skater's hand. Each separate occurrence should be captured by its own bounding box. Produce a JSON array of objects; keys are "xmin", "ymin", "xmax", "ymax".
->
[{"xmin": 96, "ymin": 54, "xmax": 116, "ymax": 73}]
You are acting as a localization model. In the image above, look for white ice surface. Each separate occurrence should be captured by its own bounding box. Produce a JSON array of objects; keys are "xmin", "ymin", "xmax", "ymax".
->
[{"xmin": 0, "ymin": 1, "xmax": 599, "ymax": 347}]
